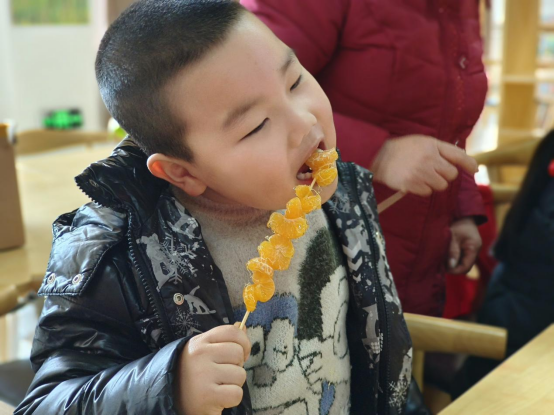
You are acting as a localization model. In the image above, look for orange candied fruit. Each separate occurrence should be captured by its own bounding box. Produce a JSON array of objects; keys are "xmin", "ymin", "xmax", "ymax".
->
[
  {"xmin": 305, "ymin": 148, "xmax": 339, "ymax": 171},
  {"xmin": 252, "ymin": 270, "xmax": 273, "ymax": 284},
  {"xmin": 243, "ymin": 284, "xmax": 258, "ymax": 312},
  {"xmin": 314, "ymin": 164, "xmax": 338, "ymax": 187},
  {"xmin": 257, "ymin": 234, "xmax": 295, "ymax": 271},
  {"xmin": 253, "ymin": 275, "xmax": 275, "ymax": 302},
  {"xmin": 294, "ymin": 185, "xmax": 322, "ymax": 214},
  {"xmin": 267, "ymin": 212, "xmax": 308, "ymax": 240},
  {"xmin": 295, "ymin": 185, "xmax": 312, "ymax": 199},
  {"xmin": 246, "ymin": 257, "xmax": 274, "ymax": 278},
  {"xmin": 284, "ymin": 197, "xmax": 305, "ymax": 219}
]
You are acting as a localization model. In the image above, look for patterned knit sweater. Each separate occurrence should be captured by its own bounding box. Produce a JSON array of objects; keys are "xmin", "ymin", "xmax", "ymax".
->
[{"xmin": 174, "ymin": 189, "xmax": 351, "ymax": 415}]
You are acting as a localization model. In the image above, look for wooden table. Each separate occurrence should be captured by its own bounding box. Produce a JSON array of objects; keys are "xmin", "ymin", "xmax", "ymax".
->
[
  {"xmin": 441, "ymin": 325, "xmax": 554, "ymax": 415},
  {"xmin": 0, "ymin": 144, "xmax": 115, "ymax": 314},
  {"xmin": 0, "ymin": 400, "xmax": 14, "ymax": 415}
]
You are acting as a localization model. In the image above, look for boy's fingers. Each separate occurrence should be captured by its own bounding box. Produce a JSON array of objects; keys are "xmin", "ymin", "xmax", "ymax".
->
[
  {"xmin": 208, "ymin": 342, "xmax": 246, "ymax": 366},
  {"xmin": 216, "ymin": 384, "xmax": 244, "ymax": 409},
  {"xmin": 437, "ymin": 142, "xmax": 478, "ymax": 175},
  {"xmin": 215, "ymin": 364, "xmax": 247, "ymax": 387},
  {"xmin": 205, "ymin": 325, "xmax": 251, "ymax": 362},
  {"xmin": 234, "ymin": 321, "xmax": 248, "ymax": 333},
  {"xmin": 204, "ymin": 325, "xmax": 244, "ymax": 343}
]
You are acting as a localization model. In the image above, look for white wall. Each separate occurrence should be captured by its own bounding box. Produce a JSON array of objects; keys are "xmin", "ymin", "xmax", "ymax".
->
[
  {"xmin": 0, "ymin": 3, "xmax": 15, "ymax": 121},
  {"xmin": 0, "ymin": 0, "xmax": 108, "ymax": 132}
]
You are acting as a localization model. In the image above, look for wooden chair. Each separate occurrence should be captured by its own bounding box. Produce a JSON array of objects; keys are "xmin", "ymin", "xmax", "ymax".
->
[
  {"xmin": 404, "ymin": 313, "xmax": 507, "ymax": 413},
  {"xmin": 0, "ymin": 281, "xmax": 42, "ymax": 318},
  {"xmin": 473, "ymin": 139, "xmax": 540, "ymax": 228},
  {"xmin": 0, "ymin": 400, "xmax": 14, "ymax": 415},
  {"xmin": 473, "ymin": 139, "xmax": 539, "ymax": 184},
  {"xmin": 14, "ymin": 129, "xmax": 109, "ymax": 156}
]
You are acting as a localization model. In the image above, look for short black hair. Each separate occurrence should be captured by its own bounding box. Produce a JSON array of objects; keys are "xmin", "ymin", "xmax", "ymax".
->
[{"xmin": 96, "ymin": 0, "xmax": 245, "ymax": 160}]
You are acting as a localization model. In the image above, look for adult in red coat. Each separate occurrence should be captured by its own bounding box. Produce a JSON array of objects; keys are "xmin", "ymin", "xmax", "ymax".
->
[{"xmin": 243, "ymin": 0, "xmax": 487, "ymax": 316}]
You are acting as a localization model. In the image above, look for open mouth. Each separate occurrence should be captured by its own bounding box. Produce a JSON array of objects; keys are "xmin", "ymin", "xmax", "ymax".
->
[
  {"xmin": 296, "ymin": 164, "xmax": 313, "ymax": 181},
  {"xmin": 296, "ymin": 140, "xmax": 326, "ymax": 181}
]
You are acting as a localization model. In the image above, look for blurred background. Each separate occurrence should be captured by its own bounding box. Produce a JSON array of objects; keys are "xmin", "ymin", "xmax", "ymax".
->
[
  {"xmin": 1, "ymin": 0, "xmax": 554, "ymax": 413},
  {"xmin": 0, "ymin": 0, "xmax": 137, "ymax": 133}
]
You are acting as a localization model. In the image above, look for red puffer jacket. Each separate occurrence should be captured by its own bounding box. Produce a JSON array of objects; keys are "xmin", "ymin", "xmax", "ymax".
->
[{"xmin": 244, "ymin": 0, "xmax": 487, "ymax": 316}]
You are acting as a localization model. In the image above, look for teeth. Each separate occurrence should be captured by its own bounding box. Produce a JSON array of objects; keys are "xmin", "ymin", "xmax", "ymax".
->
[{"xmin": 296, "ymin": 172, "xmax": 313, "ymax": 180}]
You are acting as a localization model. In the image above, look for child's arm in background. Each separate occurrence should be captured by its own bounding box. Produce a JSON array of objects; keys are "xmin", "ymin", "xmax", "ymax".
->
[{"xmin": 14, "ymin": 250, "xmax": 249, "ymax": 415}]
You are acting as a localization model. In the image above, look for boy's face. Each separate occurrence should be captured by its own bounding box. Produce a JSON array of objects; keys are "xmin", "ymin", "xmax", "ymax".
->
[{"xmin": 165, "ymin": 13, "xmax": 337, "ymax": 211}]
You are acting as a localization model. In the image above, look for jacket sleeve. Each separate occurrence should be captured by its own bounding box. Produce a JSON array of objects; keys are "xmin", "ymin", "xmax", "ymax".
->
[
  {"xmin": 15, "ymin": 251, "xmax": 191, "ymax": 415},
  {"xmin": 243, "ymin": 0, "xmax": 390, "ymax": 168},
  {"xmin": 454, "ymin": 170, "xmax": 487, "ymax": 225}
]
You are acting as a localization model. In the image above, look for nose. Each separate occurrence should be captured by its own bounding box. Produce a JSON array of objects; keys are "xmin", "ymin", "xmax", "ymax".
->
[{"xmin": 287, "ymin": 106, "xmax": 317, "ymax": 148}]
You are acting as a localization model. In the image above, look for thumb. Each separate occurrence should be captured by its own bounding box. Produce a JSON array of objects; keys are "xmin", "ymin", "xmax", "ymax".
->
[
  {"xmin": 234, "ymin": 321, "xmax": 247, "ymax": 333},
  {"xmin": 447, "ymin": 235, "xmax": 461, "ymax": 271}
]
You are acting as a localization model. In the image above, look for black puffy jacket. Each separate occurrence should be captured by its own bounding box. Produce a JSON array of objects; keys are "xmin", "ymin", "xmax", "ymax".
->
[{"xmin": 15, "ymin": 139, "xmax": 412, "ymax": 415}]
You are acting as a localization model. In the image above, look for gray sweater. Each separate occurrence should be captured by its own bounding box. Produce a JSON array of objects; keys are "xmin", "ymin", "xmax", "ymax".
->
[{"xmin": 174, "ymin": 188, "xmax": 351, "ymax": 415}]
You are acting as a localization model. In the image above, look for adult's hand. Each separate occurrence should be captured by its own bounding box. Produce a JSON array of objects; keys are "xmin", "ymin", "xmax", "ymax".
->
[
  {"xmin": 371, "ymin": 135, "xmax": 478, "ymax": 196},
  {"xmin": 447, "ymin": 217, "xmax": 482, "ymax": 275}
]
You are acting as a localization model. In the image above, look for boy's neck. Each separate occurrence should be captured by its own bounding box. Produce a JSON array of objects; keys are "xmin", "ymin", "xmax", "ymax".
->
[{"xmin": 171, "ymin": 186, "xmax": 271, "ymax": 225}]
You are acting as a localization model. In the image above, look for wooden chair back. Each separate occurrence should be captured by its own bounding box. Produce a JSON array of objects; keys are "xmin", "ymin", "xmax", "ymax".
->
[
  {"xmin": 14, "ymin": 129, "xmax": 109, "ymax": 155},
  {"xmin": 404, "ymin": 313, "xmax": 507, "ymax": 412},
  {"xmin": 473, "ymin": 139, "xmax": 539, "ymax": 228}
]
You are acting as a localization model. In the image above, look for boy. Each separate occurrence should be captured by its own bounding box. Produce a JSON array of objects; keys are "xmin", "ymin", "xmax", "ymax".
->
[{"xmin": 15, "ymin": 0, "xmax": 450, "ymax": 413}]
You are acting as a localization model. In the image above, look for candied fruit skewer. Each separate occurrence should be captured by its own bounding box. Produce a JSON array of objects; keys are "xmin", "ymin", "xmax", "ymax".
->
[
  {"xmin": 239, "ymin": 186, "xmax": 323, "ymax": 328},
  {"xmin": 239, "ymin": 149, "xmax": 338, "ymax": 329}
]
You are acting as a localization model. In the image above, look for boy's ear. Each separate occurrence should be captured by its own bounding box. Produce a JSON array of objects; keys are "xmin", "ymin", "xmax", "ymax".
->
[{"xmin": 147, "ymin": 153, "xmax": 207, "ymax": 197}]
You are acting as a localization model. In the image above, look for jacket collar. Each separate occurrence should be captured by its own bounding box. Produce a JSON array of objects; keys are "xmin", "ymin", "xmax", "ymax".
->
[{"xmin": 76, "ymin": 137, "xmax": 168, "ymax": 224}]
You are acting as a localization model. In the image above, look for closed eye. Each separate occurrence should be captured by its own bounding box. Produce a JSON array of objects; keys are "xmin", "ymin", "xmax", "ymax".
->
[
  {"xmin": 243, "ymin": 118, "xmax": 268, "ymax": 139},
  {"xmin": 290, "ymin": 74, "xmax": 302, "ymax": 91}
]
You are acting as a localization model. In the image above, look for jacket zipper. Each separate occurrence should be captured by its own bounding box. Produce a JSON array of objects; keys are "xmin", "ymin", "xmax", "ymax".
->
[
  {"xmin": 75, "ymin": 179, "xmax": 173, "ymax": 345},
  {"xmin": 347, "ymin": 163, "xmax": 390, "ymax": 414},
  {"xmin": 126, "ymin": 211, "xmax": 174, "ymax": 344}
]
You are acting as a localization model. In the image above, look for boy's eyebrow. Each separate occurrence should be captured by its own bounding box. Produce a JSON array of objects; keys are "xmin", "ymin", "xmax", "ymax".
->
[
  {"xmin": 280, "ymin": 48, "xmax": 297, "ymax": 75},
  {"xmin": 223, "ymin": 48, "xmax": 298, "ymax": 130},
  {"xmin": 223, "ymin": 97, "xmax": 263, "ymax": 130}
]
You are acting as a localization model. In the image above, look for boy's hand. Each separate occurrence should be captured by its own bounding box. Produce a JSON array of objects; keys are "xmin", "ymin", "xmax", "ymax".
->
[
  {"xmin": 371, "ymin": 135, "xmax": 478, "ymax": 196},
  {"xmin": 447, "ymin": 217, "xmax": 482, "ymax": 275},
  {"xmin": 174, "ymin": 325, "xmax": 251, "ymax": 415}
]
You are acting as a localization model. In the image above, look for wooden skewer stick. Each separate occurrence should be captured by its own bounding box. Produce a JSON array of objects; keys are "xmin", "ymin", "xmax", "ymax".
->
[
  {"xmin": 239, "ymin": 311, "xmax": 250, "ymax": 330},
  {"xmin": 377, "ymin": 191, "xmax": 405, "ymax": 214},
  {"xmin": 309, "ymin": 177, "xmax": 318, "ymax": 192}
]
